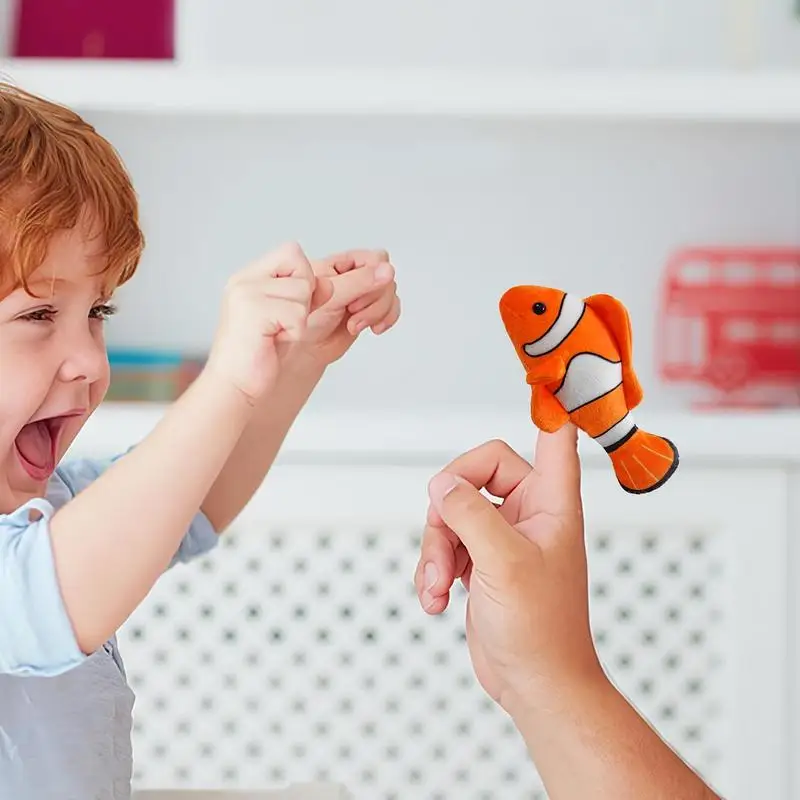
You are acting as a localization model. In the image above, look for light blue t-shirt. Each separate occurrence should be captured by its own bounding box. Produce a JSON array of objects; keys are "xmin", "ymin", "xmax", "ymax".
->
[{"xmin": 0, "ymin": 454, "xmax": 219, "ymax": 800}]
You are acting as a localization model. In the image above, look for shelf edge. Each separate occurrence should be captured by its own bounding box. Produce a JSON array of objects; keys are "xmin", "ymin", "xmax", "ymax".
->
[{"xmin": 65, "ymin": 402, "xmax": 800, "ymax": 464}]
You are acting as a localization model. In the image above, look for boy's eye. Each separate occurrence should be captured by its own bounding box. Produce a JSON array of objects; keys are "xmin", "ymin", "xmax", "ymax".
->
[
  {"xmin": 90, "ymin": 303, "xmax": 117, "ymax": 320},
  {"xmin": 20, "ymin": 307, "xmax": 56, "ymax": 323}
]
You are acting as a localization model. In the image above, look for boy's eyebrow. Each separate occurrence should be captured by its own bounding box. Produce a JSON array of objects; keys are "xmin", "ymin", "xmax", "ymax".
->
[
  {"xmin": 26, "ymin": 276, "xmax": 67, "ymax": 287},
  {"xmin": 23, "ymin": 274, "xmax": 110, "ymax": 298}
]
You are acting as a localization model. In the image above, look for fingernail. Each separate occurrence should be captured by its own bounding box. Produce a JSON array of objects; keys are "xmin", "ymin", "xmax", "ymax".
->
[
  {"xmin": 374, "ymin": 262, "xmax": 393, "ymax": 283},
  {"xmin": 423, "ymin": 562, "xmax": 438, "ymax": 591},
  {"xmin": 428, "ymin": 472, "xmax": 461, "ymax": 506}
]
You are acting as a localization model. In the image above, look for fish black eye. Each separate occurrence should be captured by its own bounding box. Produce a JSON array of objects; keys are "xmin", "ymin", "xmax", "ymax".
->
[{"xmin": 532, "ymin": 302, "xmax": 546, "ymax": 315}]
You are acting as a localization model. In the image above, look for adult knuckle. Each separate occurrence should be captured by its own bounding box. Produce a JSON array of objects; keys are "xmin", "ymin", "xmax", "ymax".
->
[{"xmin": 483, "ymin": 438, "xmax": 513, "ymax": 460}]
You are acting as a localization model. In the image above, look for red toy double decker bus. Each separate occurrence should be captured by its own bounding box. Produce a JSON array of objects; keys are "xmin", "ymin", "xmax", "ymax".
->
[{"xmin": 657, "ymin": 247, "xmax": 800, "ymax": 406}]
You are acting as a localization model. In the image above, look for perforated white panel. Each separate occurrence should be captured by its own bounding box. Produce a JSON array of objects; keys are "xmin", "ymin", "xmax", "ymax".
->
[{"xmin": 120, "ymin": 516, "xmax": 726, "ymax": 799}]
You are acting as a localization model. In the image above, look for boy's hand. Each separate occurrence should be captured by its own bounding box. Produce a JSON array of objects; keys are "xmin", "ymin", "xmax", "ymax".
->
[
  {"xmin": 283, "ymin": 248, "xmax": 399, "ymax": 368},
  {"xmin": 414, "ymin": 426, "xmax": 603, "ymax": 717},
  {"xmin": 206, "ymin": 242, "xmax": 316, "ymax": 404}
]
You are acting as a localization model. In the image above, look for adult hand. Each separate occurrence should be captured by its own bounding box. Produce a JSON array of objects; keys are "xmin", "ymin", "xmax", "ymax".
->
[
  {"xmin": 415, "ymin": 425, "xmax": 602, "ymax": 715},
  {"xmin": 415, "ymin": 428, "xmax": 722, "ymax": 800}
]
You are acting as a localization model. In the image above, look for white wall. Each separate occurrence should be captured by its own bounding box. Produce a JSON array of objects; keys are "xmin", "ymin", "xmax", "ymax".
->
[{"xmin": 93, "ymin": 114, "xmax": 800, "ymax": 414}]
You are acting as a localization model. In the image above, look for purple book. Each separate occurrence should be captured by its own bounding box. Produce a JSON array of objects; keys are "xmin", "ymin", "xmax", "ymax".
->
[{"xmin": 13, "ymin": 0, "xmax": 175, "ymax": 59}]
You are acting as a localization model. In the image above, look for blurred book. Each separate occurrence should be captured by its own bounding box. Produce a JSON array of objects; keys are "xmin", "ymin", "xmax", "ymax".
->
[
  {"xmin": 12, "ymin": 0, "xmax": 175, "ymax": 59},
  {"xmin": 107, "ymin": 348, "xmax": 204, "ymax": 403}
]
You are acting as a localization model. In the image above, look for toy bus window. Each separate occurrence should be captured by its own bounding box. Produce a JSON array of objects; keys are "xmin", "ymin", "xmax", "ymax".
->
[
  {"xmin": 723, "ymin": 262, "xmax": 754, "ymax": 283},
  {"xmin": 678, "ymin": 261, "xmax": 709, "ymax": 283},
  {"xmin": 725, "ymin": 320, "xmax": 758, "ymax": 341},
  {"xmin": 772, "ymin": 322, "xmax": 799, "ymax": 341},
  {"xmin": 770, "ymin": 263, "xmax": 800, "ymax": 284}
]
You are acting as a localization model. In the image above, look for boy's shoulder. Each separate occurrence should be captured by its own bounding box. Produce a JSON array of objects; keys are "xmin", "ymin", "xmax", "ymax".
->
[{"xmin": 53, "ymin": 451, "xmax": 128, "ymax": 499}]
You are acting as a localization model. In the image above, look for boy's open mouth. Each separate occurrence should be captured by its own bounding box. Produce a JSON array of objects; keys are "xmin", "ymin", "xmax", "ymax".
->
[{"xmin": 14, "ymin": 415, "xmax": 71, "ymax": 482}]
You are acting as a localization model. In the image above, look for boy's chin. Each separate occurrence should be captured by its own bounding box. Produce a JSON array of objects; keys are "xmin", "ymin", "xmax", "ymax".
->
[{"xmin": 2, "ymin": 464, "xmax": 51, "ymax": 514}]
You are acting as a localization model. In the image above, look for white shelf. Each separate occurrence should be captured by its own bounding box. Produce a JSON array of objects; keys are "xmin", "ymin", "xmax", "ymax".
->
[
  {"xmin": 3, "ymin": 60, "xmax": 800, "ymax": 121},
  {"xmin": 66, "ymin": 402, "xmax": 800, "ymax": 465}
]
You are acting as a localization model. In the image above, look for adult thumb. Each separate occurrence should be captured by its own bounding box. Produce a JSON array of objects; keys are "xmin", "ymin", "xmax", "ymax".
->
[{"xmin": 428, "ymin": 473, "xmax": 525, "ymax": 569}]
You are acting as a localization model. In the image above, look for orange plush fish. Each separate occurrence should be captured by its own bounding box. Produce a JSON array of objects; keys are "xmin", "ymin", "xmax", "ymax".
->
[{"xmin": 499, "ymin": 286, "xmax": 678, "ymax": 494}]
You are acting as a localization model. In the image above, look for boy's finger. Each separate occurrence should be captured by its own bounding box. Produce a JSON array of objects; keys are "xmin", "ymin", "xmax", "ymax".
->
[
  {"xmin": 327, "ymin": 262, "xmax": 394, "ymax": 309},
  {"xmin": 531, "ymin": 424, "xmax": 582, "ymax": 517},
  {"xmin": 347, "ymin": 287, "xmax": 386, "ymax": 314},
  {"xmin": 372, "ymin": 295, "xmax": 401, "ymax": 334},
  {"xmin": 316, "ymin": 249, "xmax": 391, "ymax": 276},
  {"xmin": 347, "ymin": 288, "xmax": 397, "ymax": 335},
  {"xmin": 244, "ymin": 241, "xmax": 314, "ymax": 280}
]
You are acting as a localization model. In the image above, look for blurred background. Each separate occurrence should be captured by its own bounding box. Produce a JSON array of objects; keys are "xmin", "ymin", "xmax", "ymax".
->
[{"xmin": 1, "ymin": 2, "xmax": 799, "ymax": 798}]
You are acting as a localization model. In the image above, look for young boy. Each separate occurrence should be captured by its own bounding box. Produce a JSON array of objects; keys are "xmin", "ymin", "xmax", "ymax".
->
[{"xmin": 0, "ymin": 82, "xmax": 400, "ymax": 799}]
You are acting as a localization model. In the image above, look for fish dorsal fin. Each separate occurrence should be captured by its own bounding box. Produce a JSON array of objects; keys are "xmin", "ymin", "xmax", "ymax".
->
[{"xmin": 583, "ymin": 293, "xmax": 644, "ymax": 409}]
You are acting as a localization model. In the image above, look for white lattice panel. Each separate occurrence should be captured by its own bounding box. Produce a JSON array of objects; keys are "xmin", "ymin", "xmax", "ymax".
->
[{"xmin": 118, "ymin": 463, "xmax": 788, "ymax": 800}]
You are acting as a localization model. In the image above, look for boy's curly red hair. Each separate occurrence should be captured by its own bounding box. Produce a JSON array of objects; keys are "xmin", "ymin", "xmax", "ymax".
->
[{"xmin": 0, "ymin": 80, "xmax": 144, "ymax": 296}]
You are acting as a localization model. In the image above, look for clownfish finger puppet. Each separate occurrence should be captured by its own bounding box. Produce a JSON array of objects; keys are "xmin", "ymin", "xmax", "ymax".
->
[{"xmin": 499, "ymin": 285, "xmax": 679, "ymax": 494}]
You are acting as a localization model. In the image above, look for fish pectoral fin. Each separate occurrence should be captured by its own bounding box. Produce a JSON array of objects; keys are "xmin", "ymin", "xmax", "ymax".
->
[
  {"xmin": 525, "ymin": 354, "xmax": 566, "ymax": 386},
  {"xmin": 531, "ymin": 385, "xmax": 570, "ymax": 432},
  {"xmin": 584, "ymin": 293, "xmax": 644, "ymax": 409}
]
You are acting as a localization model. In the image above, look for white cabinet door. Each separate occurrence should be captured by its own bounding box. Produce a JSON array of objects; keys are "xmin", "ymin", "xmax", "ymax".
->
[{"xmin": 122, "ymin": 462, "xmax": 788, "ymax": 800}]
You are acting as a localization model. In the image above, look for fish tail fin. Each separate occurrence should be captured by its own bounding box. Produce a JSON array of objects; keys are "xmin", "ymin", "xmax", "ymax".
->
[{"xmin": 607, "ymin": 428, "xmax": 679, "ymax": 494}]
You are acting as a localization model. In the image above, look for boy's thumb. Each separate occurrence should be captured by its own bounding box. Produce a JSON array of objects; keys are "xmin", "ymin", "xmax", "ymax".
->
[{"xmin": 428, "ymin": 473, "xmax": 523, "ymax": 569}]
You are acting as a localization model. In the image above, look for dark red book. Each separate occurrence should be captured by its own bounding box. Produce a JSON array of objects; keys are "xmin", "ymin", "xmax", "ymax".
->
[{"xmin": 12, "ymin": 0, "xmax": 175, "ymax": 59}]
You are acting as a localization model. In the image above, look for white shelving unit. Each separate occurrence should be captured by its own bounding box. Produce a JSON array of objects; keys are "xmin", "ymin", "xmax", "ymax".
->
[
  {"xmin": 66, "ymin": 401, "xmax": 799, "ymax": 800},
  {"xmin": 2, "ymin": 59, "xmax": 800, "ymax": 121}
]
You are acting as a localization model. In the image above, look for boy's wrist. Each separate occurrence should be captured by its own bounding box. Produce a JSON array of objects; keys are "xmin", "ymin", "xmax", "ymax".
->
[
  {"xmin": 279, "ymin": 348, "xmax": 327, "ymax": 383},
  {"xmin": 278, "ymin": 342, "xmax": 329, "ymax": 383},
  {"xmin": 190, "ymin": 363, "xmax": 261, "ymax": 420}
]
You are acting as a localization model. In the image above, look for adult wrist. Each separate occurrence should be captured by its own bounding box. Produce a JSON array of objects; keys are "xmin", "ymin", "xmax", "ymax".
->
[{"xmin": 502, "ymin": 660, "xmax": 612, "ymax": 734}]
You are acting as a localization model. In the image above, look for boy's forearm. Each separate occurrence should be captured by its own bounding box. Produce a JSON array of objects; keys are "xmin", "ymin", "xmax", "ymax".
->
[
  {"xmin": 200, "ymin": 355, "xmax": 325, "ymax": 532},
  {"xmin": 49, "ymin": 370, "xmax": 254, "ymax": 655},
  {"xmin": 509, "ymin": 674, "xmax": 721, "ymax": 800}
]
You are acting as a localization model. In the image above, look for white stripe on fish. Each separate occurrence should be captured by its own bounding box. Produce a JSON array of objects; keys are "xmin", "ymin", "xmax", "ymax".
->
[
  {"xmin": 554, "ymin": 352, "xmax": 623, "ymax": 413},
  {"xmin": 522, "ymin": 293, "xmax": 585, "ymax": 357},
  {"xmin": 593, "ymin": 412, "xmax": 637, "ymax": 451}
]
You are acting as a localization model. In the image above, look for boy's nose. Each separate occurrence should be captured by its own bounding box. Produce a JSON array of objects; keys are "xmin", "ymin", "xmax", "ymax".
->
[{"xmin": 58, "ymin": 330, "xmax": 108, "ymax": 384}]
